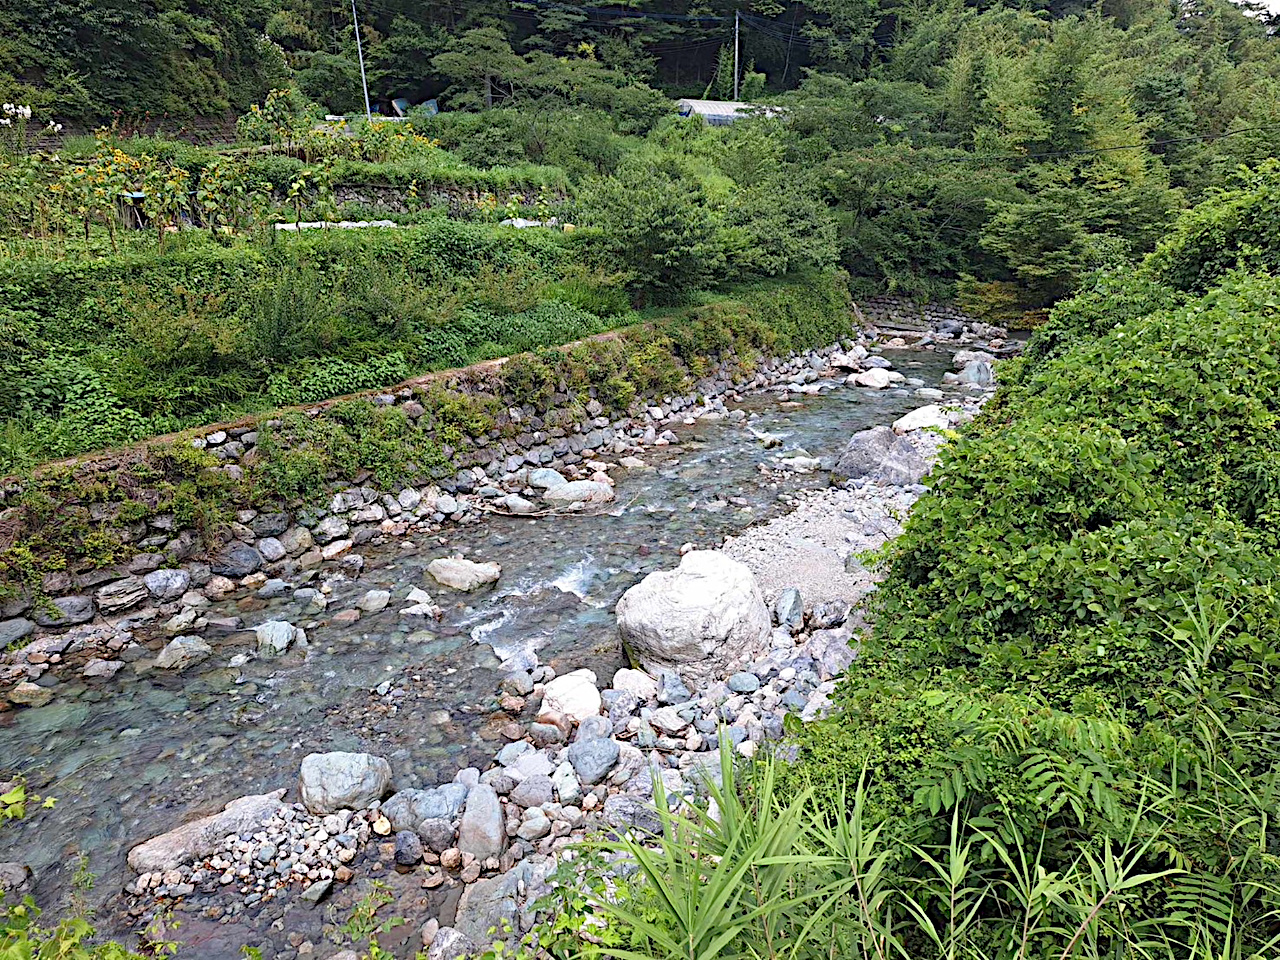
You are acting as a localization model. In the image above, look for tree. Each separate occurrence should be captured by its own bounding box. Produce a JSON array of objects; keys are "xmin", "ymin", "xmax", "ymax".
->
[{"xmin": 579, "ymin": 163, "xmax": 725, "ymax": 305}]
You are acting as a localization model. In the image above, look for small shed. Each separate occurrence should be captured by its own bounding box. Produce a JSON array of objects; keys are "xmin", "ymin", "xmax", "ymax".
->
[{"xmin": 676, "ymin": 99, "xmax": 783, "ymax": 126}]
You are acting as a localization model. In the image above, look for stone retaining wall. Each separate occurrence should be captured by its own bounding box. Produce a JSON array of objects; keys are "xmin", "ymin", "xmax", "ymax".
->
[
  {"xmin": 858, "ymin": 295, "xmax": 979, "ymax": 331},
  {"xmin": 1, "ymin": 336, "xmax": 881, "ymax": 677}
]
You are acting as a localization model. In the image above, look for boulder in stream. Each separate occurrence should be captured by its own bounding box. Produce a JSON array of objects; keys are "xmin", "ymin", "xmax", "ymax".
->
[
  {"xmin": 128, "ymin": 789, "xmax": 286, "ymax": 873},
  {"xmin": 832, "ymin": 425, "xmax": 929, "ymax": 486},
  {"xmin": 615, "ymin": 550, "xmax": 771, "ymax": 688},
  {"xmin": 428, "ymin": 558, "xmax": 502, "ymax": 591},
  {"xmin": 299, "ymin": 751, "xmax": 392, "ymax": 814}
]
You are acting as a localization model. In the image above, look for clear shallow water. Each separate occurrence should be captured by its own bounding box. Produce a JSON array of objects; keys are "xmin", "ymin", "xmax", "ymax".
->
[{"xmin": 0, "ymin": 349, "xmax": 957, "ymax": 950}]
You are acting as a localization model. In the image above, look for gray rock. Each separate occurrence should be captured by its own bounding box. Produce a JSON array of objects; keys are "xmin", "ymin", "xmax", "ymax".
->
[
  {"xmin": 774, "ymin": 589, "xmax": 804, "ymax": 630},
  {"xmin": 616, "ymin": 551, "xmax": 770, "ymax": 688},
  {"xmin": 517, "ymin": 807, "xmax": 551, "ymax": 841},
  {"xmin": 0, "ymin": 862, "xmax": 31, "ymax": 894},
  {"xmin": 383, "ymin": 785, "xmax": 469, "ymax": 834},
  {"xmin": 395, "ymin": 831, "xmax": 424, "ymax": 866},
  {"xmin": 575, "ymin": 715, "xmax": 613, "ymax": 742},
  {"xmin": 567, "ymin": 738, "xmax": 619, "ymax": 785},
  {"xmin": 428, "ymin": 928, "xmax": 477, "ymax": 960},
  {"xmin": 958, "ymin": 360, "xmax": 994, "ymax": 386},
  {"xmin": 509, "ymin": 774, "xmax": 553, "ymax": 808},
  {"xmin": 728, "ymin": 672, "xmax": 761, "ymax": 694},
  {"xmin": 155, "ymin": 636, "xmax": 211, "ymax": 670},
  {"xmin": 301, "ymin": 878, "xmax": 332, "ymax": 903},
  {"xmin": 528, "ymin": 468, "xmax": 567, "ymax": 490},
  {"xmin": 551, "ymin": 762, "xmax": 581, "ymax": 804},
  {"xmin": 458, "ymin": 784, "xmax": 505, "ymax": 859},
  {"xmin": 500, "ymin": 672, "xmax": 534, "ymax": 696},
  {"xmin": 656, "ymin": 669, "xmax": 690, "ymax": 705},
  {"xmin": 502, "ymin": 494, "xmax": 537, "ymax": 515},
  {"xmin": 878, "ymin": 437, "xmax": 929, "ymax": 486},
  {"xmin": 256, "ymin": 578, "xmax": 290, "ymax": 599},
  {"xmin": 298, "ymin": 752, "xmax": 392, "ymax": 814},
  {"xmin": 33, "ymin": 596, "xmax": 94, "ymax": 627},
  {"xmin": 278, "ymin": 527, "xmax": 314, "ymax": 556},
  {"xmin": 417, "ymin": 817, "xmax": 456, "ymax": 853},
  {"xmin": 95, "ymin": 577, "xmax": 149, "ymax": 613},
  {"xmin": 313, "ymin": 516, "xmax": 351, "ymax": 543},
  {"xmin": 209, "ymin": 544, "xmax": 262, "ymax": 578},
  {"xmin": 453, "ymin": 872, "xmax": 522, "ymax": 945},
  {"xmin": 603, "ymin": 794, "xmax": 662, "ymax": 836},
  {"xmin": 257, "ymin": 537, "xmax": 287, "ymax": 562},
  {"xmin": 358, "ymin": 590, "xmax": 391, "ymax": 613},
  {"xmin": 0, "ymin": 618, "xmax": 35, "ymax": 648},
  {"xmin": 144, "ymin": 569, "xmax": 191, "ymax": 600},
  {"xmin": 832, "ymin": 426, "xmax": 895, "ymax": 480},
  {"xmin": 435, "ymin": 493, "xmax": 459, "ymax": 516},
  {"xmin": 128, "ymin": 790, "xmax": 286, "ymax": 872}
]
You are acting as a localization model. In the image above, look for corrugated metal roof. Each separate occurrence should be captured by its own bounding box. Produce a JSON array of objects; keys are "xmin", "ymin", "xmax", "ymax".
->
[{"xmin": 676, "ymin": 99, "xmax": 784, "ymax": 125}]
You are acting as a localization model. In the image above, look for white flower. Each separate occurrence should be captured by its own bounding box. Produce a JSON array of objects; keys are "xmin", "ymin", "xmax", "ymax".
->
[
  {"xmin": 1, "ymin": 104, "xmax": 12, "ymax": 115},
  {"xmin": 19, "ymin": 105, "xmax": 31, "ymax": 119},
  {"xmin": 0, "ymin": 118, "xmax": 10, "ymax": 126}
]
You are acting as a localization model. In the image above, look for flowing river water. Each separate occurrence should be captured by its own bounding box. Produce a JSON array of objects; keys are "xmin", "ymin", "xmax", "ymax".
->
[{"xmin": 0, "ymin": 348, "xmax": 959, "ymax": 956}]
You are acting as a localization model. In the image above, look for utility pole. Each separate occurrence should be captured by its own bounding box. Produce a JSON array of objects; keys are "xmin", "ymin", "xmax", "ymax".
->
[
  {"xmin": 733, "ymin": 9, "xmax": 740, "ymax": 100},
  {"xmin": 351, "ymin": 0, "xmax": 373, "ymax": 121}
]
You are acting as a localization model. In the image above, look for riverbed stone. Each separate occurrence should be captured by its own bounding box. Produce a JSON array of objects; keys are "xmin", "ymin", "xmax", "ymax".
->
[
  {"xmin": 144, "ymin": 568, "xmax": 191, "ymax": 600},
  {"xmin": 428, "ymin": 928, "xmax": 476, "ymax": 960},
  {"xmin": 358, "ymin": 590, "xmax": 391, "ymax": 613},
  {"xmin": 543, "ymin": 480, "xmax": 614, "ymax": 504},
  {"xmin": 8, "ymin": 682, "xmax": 53, "ymax": 707},
  {"xmin": 458, "ymin": 784, "xmax": 505, "ymax": 859},
  {"xmin": 852, "ymin": 368, "xmax": 892, "ymax": 389},
  {"xmin": 893, "ymin": 404, "xmax": 950, "ymax": 434},
  {"xmin": 508, "ymin": 774, "xmax": 553, "ymax": 808},
  {"xmin": 611, "ymin": 668, "xmax": 658, "ymax": 702},
  {"xmin": 616, "ymin": 550, "xmax": 771, "ymax": 688},
  {"xmin": 728, "ymin": 671, "xmax": 761, "ymax": 693},
  {"xmin": 567, "ymin": 737, "xmax": 619, "ymax": 785},
  {"xmin": 299, "ymin": 752, "xmax": 393, "ymax": 814},
  {"xmin": 383, "ymin": 784, "xmax": 469, "ymax": 833},
  {"xmin": 528, "ymin": 468, "xmax": 567, "ymax": 490},
  {"xmin": 774, "ymin": 588, "xmax": 804, "ymax": 630},
  {"xmin": 542, "ymin": 669, "xmax": 601, "ymax": 723},
  {"xmin": 255, "ymin": 620, "xmax": 301, "ymax": 657},
  {"xmin": 155, "ymin": 636, "xmax": 211, "ymax": 670},
  {"xmin": 95, "ymin": 576, "xmax": 149, "ymax": 613},
  {"xmin": 428, "ymin": 558, "xmax": 502, "ymax": 591},
  {"xmin": 0, "ymin": 618, "xmax": 34, "ymax": 648},
  {"xmin": 209, "ymin": 544, "xmax": 262, "ymax": 578},
  {"xmin": 128, "ymin": 789, "xmax": 287, "ymax": 873},
  {"xmin": 395, "ymin": 830, "xmax": 424, "ymax": 866},
  {"xmin": 257, "ymin": 537, "xmax": 287, "ymax": 562},
  {"xmin": 33, "ymin": 596, "xmax": 94, "ymax": 627}
]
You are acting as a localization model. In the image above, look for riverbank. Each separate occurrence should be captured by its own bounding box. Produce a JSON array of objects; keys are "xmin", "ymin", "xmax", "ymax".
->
[{"xmin": 0, "ymin": 315, "xmax": 1005, "ymax": 958}]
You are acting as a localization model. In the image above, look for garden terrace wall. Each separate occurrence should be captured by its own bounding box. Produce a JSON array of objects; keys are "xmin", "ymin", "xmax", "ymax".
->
[{"xmin": 0, "ymin": 272, "xmax": 857, "ymax": 650}]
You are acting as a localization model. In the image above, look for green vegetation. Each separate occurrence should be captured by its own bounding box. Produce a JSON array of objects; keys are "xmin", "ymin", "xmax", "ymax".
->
[{"xmin": 0, "ymin": 272, "xmax": 848, "ymax": 606}]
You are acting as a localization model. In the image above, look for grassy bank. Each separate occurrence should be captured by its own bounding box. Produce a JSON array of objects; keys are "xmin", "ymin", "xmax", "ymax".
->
[{"xmin": 0, "ymin": 270, "xmax": 851, "ymax": 610}]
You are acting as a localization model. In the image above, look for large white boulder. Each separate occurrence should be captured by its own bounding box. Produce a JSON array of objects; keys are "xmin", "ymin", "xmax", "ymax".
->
[
  {"xmin": 893, "ymin": 404, "xmax": 950, "ymax": 434},
  {"xmin": 542, "ymin": 669, "xmax": 602, "ymax": 722},
  {"xmin": 615, "ymin": 551, "xmax": 771, "ymax": 687},
  {"xmin": 299, "ymin": 752, "xmax": 392, "ymax": 814},
  {"xmin": 428, "ymin": 558, "xmax": 501, "ymax": 591}
]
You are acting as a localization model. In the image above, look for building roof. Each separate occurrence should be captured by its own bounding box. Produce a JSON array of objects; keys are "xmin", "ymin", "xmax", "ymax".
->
[{"xmin": 676, "ymin": 99, "xmax": 784, "ymax": 125}]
